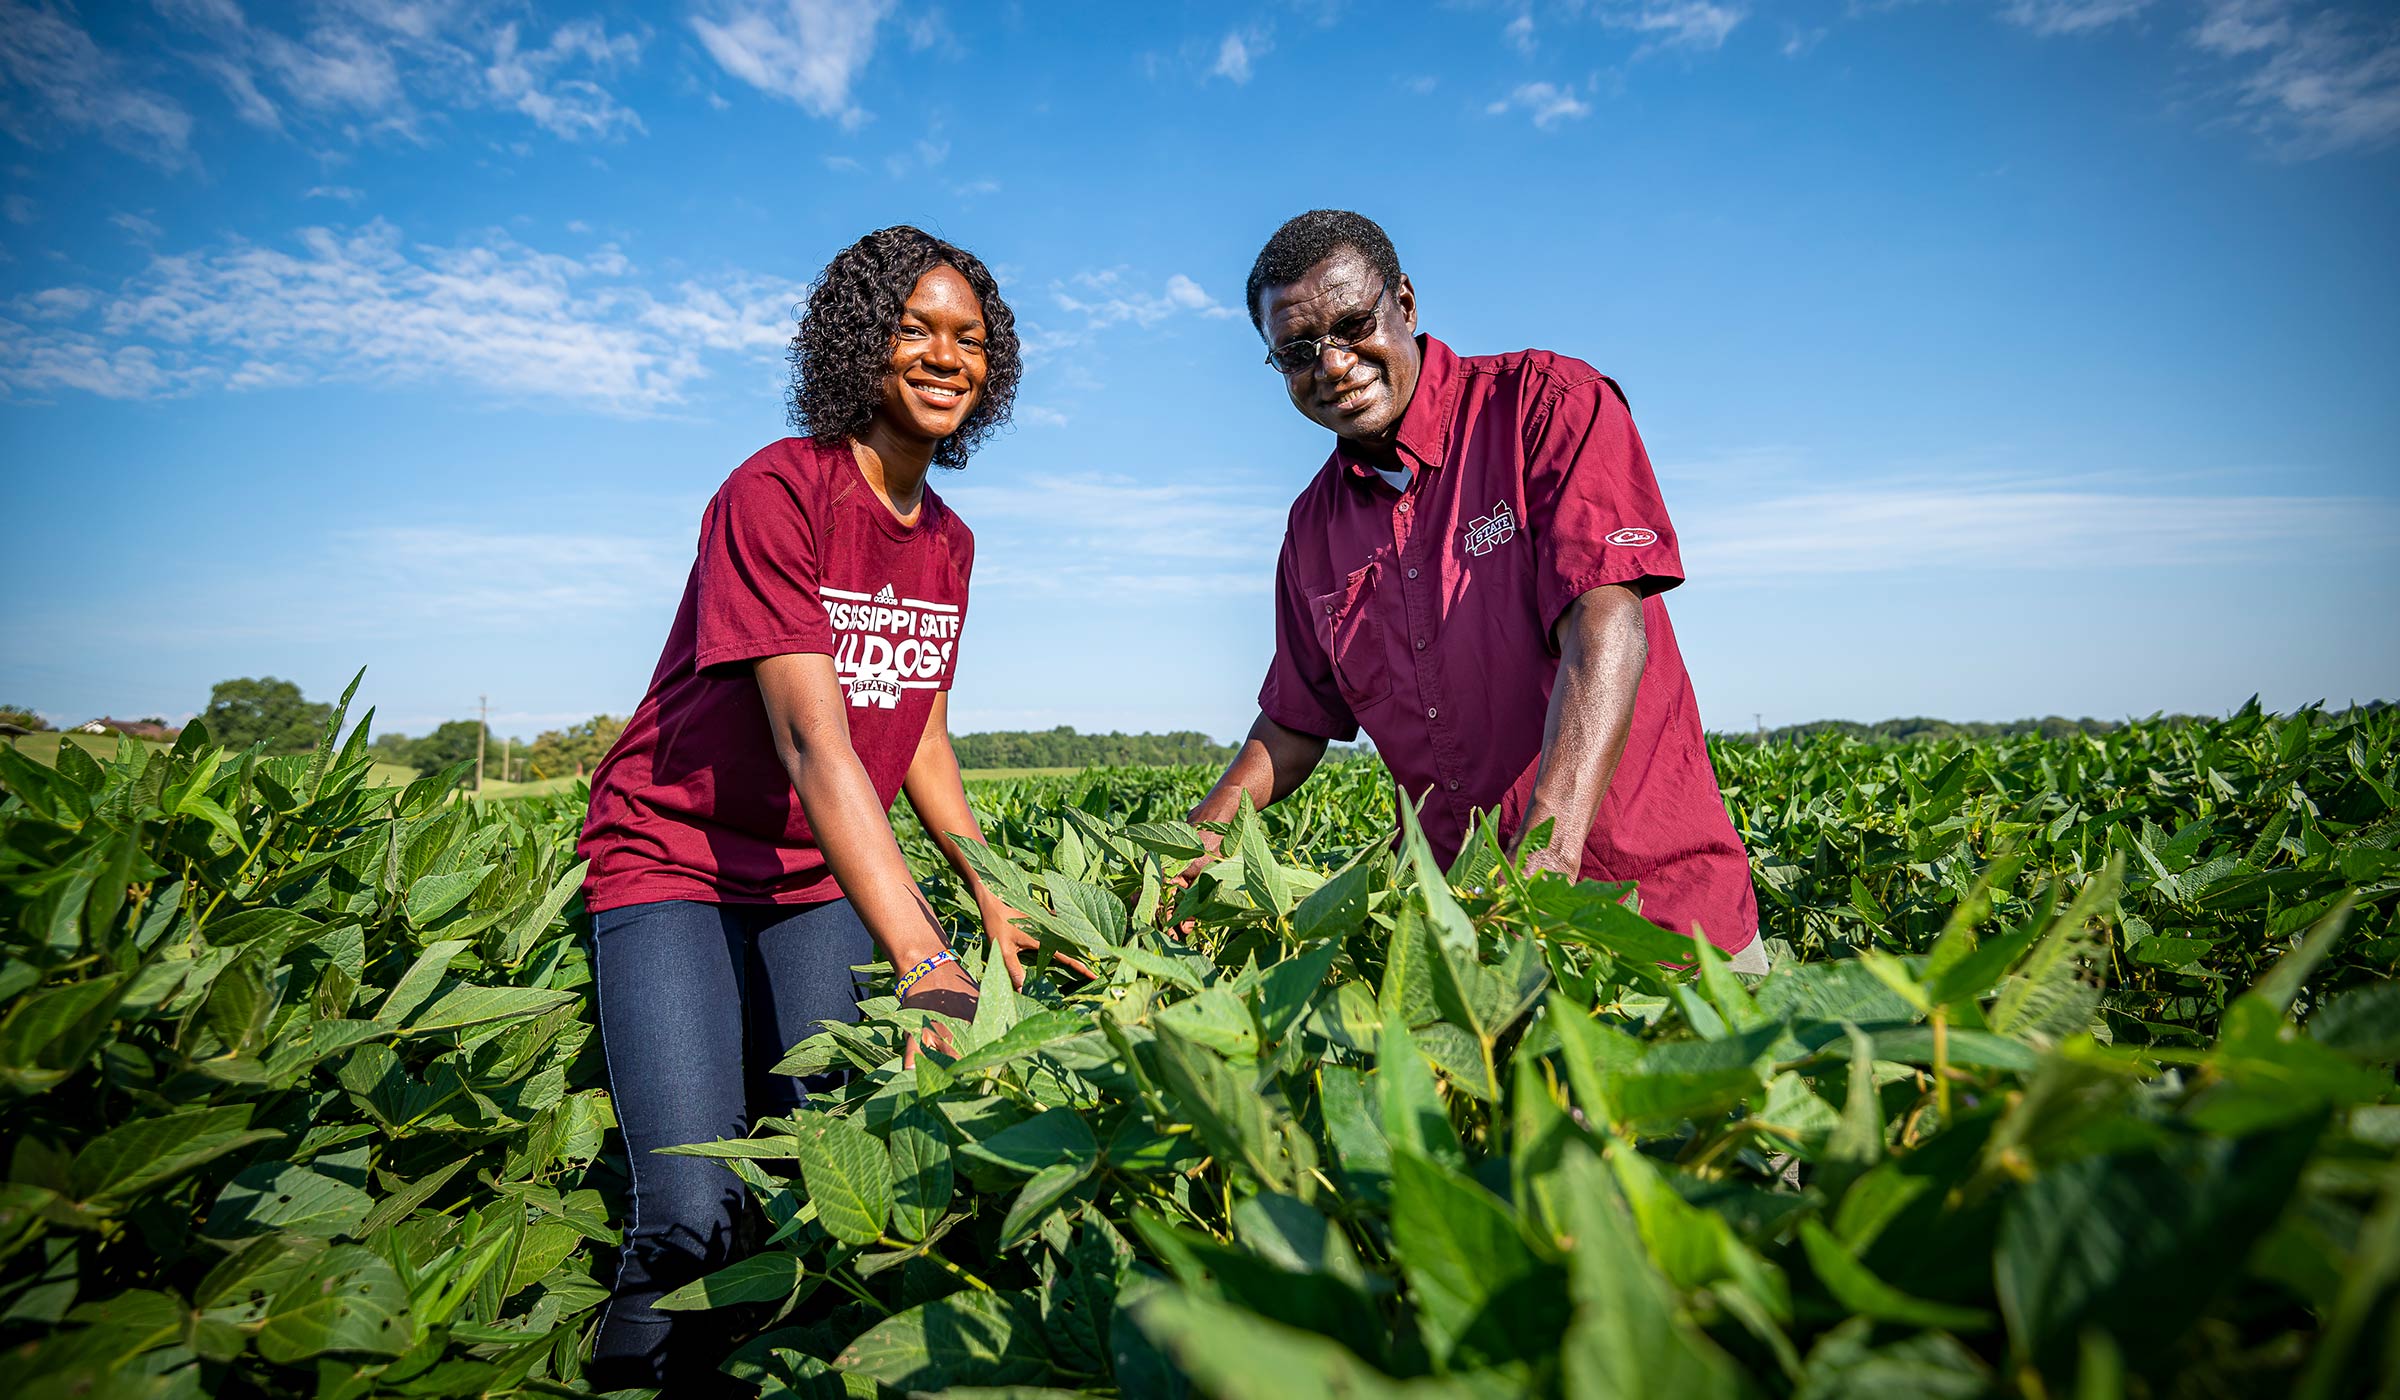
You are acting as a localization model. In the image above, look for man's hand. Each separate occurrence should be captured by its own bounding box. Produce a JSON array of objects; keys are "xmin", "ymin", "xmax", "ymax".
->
[
  {"xmin": 983, "ymin": 896, "xmax": 1094, "ymax": 987},
  {"xmin": 1516, "ymin": 832, "xmax": 1582, "ymax": 881}
]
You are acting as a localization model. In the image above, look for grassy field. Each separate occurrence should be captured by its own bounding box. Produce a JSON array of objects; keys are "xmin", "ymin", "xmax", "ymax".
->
[
  {"xmin": 4, "ymin": 729, "xmax": 420, "ymax": 788},
  {"xmin": 960, "ymin": 765, "xmax": 1082, "ymax": 782}
]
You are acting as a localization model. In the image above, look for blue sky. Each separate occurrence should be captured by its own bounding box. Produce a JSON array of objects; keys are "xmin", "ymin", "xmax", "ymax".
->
[{"xmin": 2, "ymin": 0, "xmax": 2394, "ymax": 744}]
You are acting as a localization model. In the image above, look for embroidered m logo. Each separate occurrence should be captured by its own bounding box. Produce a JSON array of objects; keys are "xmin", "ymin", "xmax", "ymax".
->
[{"xmin": 1464, "ymin": 501, "xmax": 1517, "ymax": 557}]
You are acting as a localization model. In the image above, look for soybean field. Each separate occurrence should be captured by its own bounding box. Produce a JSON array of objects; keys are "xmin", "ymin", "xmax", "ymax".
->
[{"xmin": 1, "ymin": 685, "xmax": 2393, "ymax": 1398}]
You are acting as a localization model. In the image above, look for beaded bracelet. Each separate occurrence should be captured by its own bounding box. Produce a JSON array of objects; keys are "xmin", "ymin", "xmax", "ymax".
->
[{"xmin": 894, "ymin": 949, "xmax": 959, "ymax": 999}]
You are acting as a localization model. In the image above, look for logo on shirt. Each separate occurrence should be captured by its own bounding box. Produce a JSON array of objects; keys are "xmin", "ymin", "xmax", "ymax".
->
[
  {"xmin": 1607, "ymin": 527, "xmax": 1660, "ymax": 547},
  {"xmin": 1463, "ymin": 501, "xmax": 1517, "ymax": 557},
  {"xmin": 823, "ymin": 583, "xmax": 961, "ymax": 709}
]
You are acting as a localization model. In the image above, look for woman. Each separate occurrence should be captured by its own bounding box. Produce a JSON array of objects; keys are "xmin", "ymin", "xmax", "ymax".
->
[{"xmin": 574, "ymin": 226, "xmax": 1054, "ymax": 1390}]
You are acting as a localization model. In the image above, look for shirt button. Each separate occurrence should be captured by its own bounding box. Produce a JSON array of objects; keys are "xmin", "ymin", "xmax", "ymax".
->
[
  {"xmin": 1427, "ymin": 707, "xmax": 1438, "ymax": 719},
  {"xmin": 1406, "ymin": 568, "xmax": 1419, "ymax": 579},
  {"xmin": 1414, "ymin": 637, "xmax": 1426, "ymax": 650},
  {"xmin": 1398, "ymin": 501, "xmax": 1411, "ymax": 512},
  {"xmin": 1446, "ymin": 779, "xmax": 1460, "ymax": 791}
]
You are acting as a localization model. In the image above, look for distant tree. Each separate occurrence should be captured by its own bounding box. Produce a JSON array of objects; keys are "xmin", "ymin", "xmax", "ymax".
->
[
  {"xmin": 410, "ymin": 720, "xmax": 489, "ymax": 782},
  {"xmin": 201, "ymin": 677, "xmax": 332, "ymax": 753},
  {"xmin": 371, "ymin": 732, "xmax": 421, "ymax": 769},
  {"xmin": 0, "ymin": 704, "xmax": 51, "ymax": 732},
  {"xmin": 525, "ymin": 715, "xmax": 626, "ymax": 779},
  {"xmin": 948, "ymin": 726, "xmax": 1236, "ymax": 770}
]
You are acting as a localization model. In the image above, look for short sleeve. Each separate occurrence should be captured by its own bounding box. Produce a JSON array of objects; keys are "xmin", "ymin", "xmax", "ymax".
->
[
  {"xmin": 1525, "ymin": 375, "xmax": 1686, "ymax": 640},
  {"xmin": 939, "ymin": 519, "xmax": 974, "ymax": 693},
  {"xmin": 692, "ymin": 462, "xmax": 837, "ymax": 671},
  {"xmin": 1256, "ymin": 535, "xmax": 1359, "ymax": 742}
]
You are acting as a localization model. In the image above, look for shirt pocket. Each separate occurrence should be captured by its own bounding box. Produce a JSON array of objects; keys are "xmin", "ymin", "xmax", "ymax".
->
[{"xmin": 1311, "ymin": 562, "xmax": 1394, "ymax": 713}]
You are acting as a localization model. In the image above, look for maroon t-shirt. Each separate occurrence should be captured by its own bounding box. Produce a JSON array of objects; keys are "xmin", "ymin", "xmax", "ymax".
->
[
  {"xmin": 580, "ymin": 436, "xmax": 972, "ymax": 912},
  {"xmin": 1259, "ymin": 335, "xmax": 1759, "ymax": 954}
]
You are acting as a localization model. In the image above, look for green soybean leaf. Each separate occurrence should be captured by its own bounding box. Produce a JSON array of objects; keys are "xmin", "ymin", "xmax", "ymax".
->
[
  {"xmin": 1800, "ymin": 1219, "xmax": 1994, "ymax": 1332},
  {"xmin": 654, "ymin": 1251, "xmax": 807, "ymax": 1311},
  {"xmin": 206, "ymin": 1161, "xmax": 375, "ymax": 1239},
  {"xmin": 67, "ymin": 1103, "xmax": 279, "ymax": 1209},
  {"xmin": 404, "ymin": 864, "xmax": 494, "ymax": 925},
  {"xmin": 407, "ymin": 983, "xmax": 577, "ymax": 1034},
  {"xmin": 835, "ymin": 1288, "xmax": 1050, "ymax": 1390},
  {"xmin": 888, "ymin": 1094, "xmax": 954, "ymax": 1242},
  {"xmin": 254, "ymin": 1244, "xmax": 411, "ymax": 1363},
  {"xmin": 791, "ymin": 1111, "xmax": 893, "ymax": 1246}
]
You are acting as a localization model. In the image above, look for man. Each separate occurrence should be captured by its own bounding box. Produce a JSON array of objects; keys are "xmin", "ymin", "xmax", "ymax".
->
[{"xmin": 1189, "ymin": 209, "xmax": 1766, "ymax": 971}]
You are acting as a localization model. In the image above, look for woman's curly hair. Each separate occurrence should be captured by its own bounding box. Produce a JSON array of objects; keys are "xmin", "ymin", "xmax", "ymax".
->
[{"xmin": 788, "ymin": 226, "xmax": 1019, "ymax": 470}]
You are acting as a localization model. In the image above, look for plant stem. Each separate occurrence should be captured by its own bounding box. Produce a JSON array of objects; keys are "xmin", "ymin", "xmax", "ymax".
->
[
  {"xmin": 875, "ymin": 1234, "xmax": 995, "ymax": 1293},
  {"xmin": 1932, "ymin": 1009, "xmax": 1952, "ymax": 1127}
]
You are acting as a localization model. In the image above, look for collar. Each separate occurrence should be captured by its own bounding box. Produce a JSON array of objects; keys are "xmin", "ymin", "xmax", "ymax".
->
[{"xmin": 1338, "ymin": 333, "xmax": 1461, "ymax": 483}]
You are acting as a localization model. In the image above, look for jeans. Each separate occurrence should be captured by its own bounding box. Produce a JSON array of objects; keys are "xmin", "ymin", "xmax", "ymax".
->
[{"xmin": 585, "ymin": 898, "xmax": 874, "ymax": 1391}]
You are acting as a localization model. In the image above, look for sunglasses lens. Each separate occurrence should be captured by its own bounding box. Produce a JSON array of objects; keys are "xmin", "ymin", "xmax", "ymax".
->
[{"xmin": 1270, "ymin": 344, "xmax": 1315, "ymax": 373}]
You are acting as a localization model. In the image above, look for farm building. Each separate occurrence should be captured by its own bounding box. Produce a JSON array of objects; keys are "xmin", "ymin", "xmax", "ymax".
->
[{"xmin": 72, "ymin": 717, "xmax": 179, "ymax": 740}]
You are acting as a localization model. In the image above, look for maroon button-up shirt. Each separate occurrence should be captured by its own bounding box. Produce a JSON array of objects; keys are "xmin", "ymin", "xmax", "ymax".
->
[{"xmin": 1258, "ymin": 335, "xmax": 1759, "ymax": 953}]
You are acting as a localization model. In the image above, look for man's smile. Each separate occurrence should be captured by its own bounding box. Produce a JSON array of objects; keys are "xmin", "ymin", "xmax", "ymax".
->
[{"xmin": 1323, "ymin": 377, "xmax": 1380, "ymax": 413}]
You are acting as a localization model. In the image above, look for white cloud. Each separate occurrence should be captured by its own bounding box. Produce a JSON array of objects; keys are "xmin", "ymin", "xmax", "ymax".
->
[
  {"xmin": 691, "ymin": 0, "xmax": 894, "ymax": 127},
  {"xmin": 1999, "ymin": 0, "xmax": 2156, "ymax": 36},
  {"xmin": 1487, "ymin": 81, "xmax": 1593, "ymax": 128},
  {"xmin": 2191, "ymin": 0, "xmax": 2400, "ymax": 155},
  {"xmin": 903, "ymin": 7, "xmax": 965, "ymax": 58},
  {"xmin": 485, "ymin": 19, "xmax": 645, "ymax": 141},
  {"xmin": 1403, "ymin": 74, "xmax": 1440, "ymax": 94},
  {"xmin": 195, "ymin": 51, "xmax": 281, "ymax": 129},
  {"xmin": 1505, "ymin": 14, "xmax": 1538, "ymax": 56},
  {"xmin": 2193, "ymin": 0, "xmax": 2286, "ymax": 54},
  {"xmin": 1212, "ymin": 28, "xmax": 1270, "ymax": 83},
  {"xmin": 0, "ymin": 221, "xmax": 801, "ymax": 412},
  {"xmin": 1607, "ymin": 0, "xmax": 1748, "ymax": 51},
  {"xmin": 1997, "ymin": 0, "xmax": 2399, "ymax": 156},
  {"xmin": 1045, "ymin": 268, "xmax": 1240, "ymax": 338},
  {"xmin": 304, "ymin": 184, "xmax": 365, "ymax": 201},
  {"xmin": 1018, "ymin": 404, "xmax": 1069, "ymax": 427},
  {"xmin": 938, "ymin": 472, "xmax": 1284, "ymax": 597},
  {"xmin": 14, "ymin": 285, "xmax": 95, "ymax": 319},
  {"xmin": 255, "ymin": 24, "xmax": 406, "ymax": 115},
  {"xmin": 145, "ymin": 0, "xmax": 646, "ymax": 146},
  {"xmin": 1684, "ymin": 482, "xmax": 2400, "ymax": 580},
  {"xmin": 0, "ymin": 0, "xmax": 195, "ymax": 168},
  {"xmin": 884, "ymin": 135, "xmax": 949, "ymax": 178},
  {"xmin": 110, "ymin": 211, "xmax": 165, "ymax": 240}
]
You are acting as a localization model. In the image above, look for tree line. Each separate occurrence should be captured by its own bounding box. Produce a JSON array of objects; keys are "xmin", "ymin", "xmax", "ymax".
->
[
  {"xmin": 946, "ymin": 725, "xmax": 1236, "ymax": 770},
  {"xmin": 20, "ymin": 679, "xmax": 2380, "ymax": 774}
]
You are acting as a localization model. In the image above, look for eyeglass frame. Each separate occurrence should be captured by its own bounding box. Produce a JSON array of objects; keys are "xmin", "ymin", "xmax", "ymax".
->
[{"xmin": 1261, "ymin": 280, "xmax": 1393, "ymax": 374}]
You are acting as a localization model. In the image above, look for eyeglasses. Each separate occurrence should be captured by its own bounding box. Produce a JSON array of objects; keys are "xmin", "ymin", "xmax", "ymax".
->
[{"xmin": 1262, "ymin": 282, "xmax": 1391, "ymax": 374}]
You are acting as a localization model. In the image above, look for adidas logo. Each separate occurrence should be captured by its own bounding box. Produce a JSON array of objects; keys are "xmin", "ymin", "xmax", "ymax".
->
[{"xmin": 872, "ymin": 584, "xmax": 897, "ymax": 605}]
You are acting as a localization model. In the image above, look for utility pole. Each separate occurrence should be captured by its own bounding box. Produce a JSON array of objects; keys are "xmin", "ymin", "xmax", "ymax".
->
[
  {"xmin": 476, "ymin": 695, "xmax": 488, "ymax": 794},
  {"xmin": 501, "ymin": 734, "xmax": 512, "ymax": 785},
  {"xmin": 1755, "ymin": 712, "xmax": 1765, "ymax": 746}
]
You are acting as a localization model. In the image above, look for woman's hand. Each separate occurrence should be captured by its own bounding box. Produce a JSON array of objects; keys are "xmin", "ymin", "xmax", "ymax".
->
[
  {"xmin": 983, "ymin": 896, "xmax": 1094, "ymax": 988},
  {"xmin": 899, "ymin": 954, "xmax": 977, "ymax": 1069},
  {"xmin": 1159, "ymin": 830, "xmax": 1224, "ymax": 941}
]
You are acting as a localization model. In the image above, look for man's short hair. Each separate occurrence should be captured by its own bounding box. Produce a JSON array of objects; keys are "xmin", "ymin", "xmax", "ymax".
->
[{"xmin": 1245, "ymin": 210, "xmax": 1404, "ymax": 334}]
